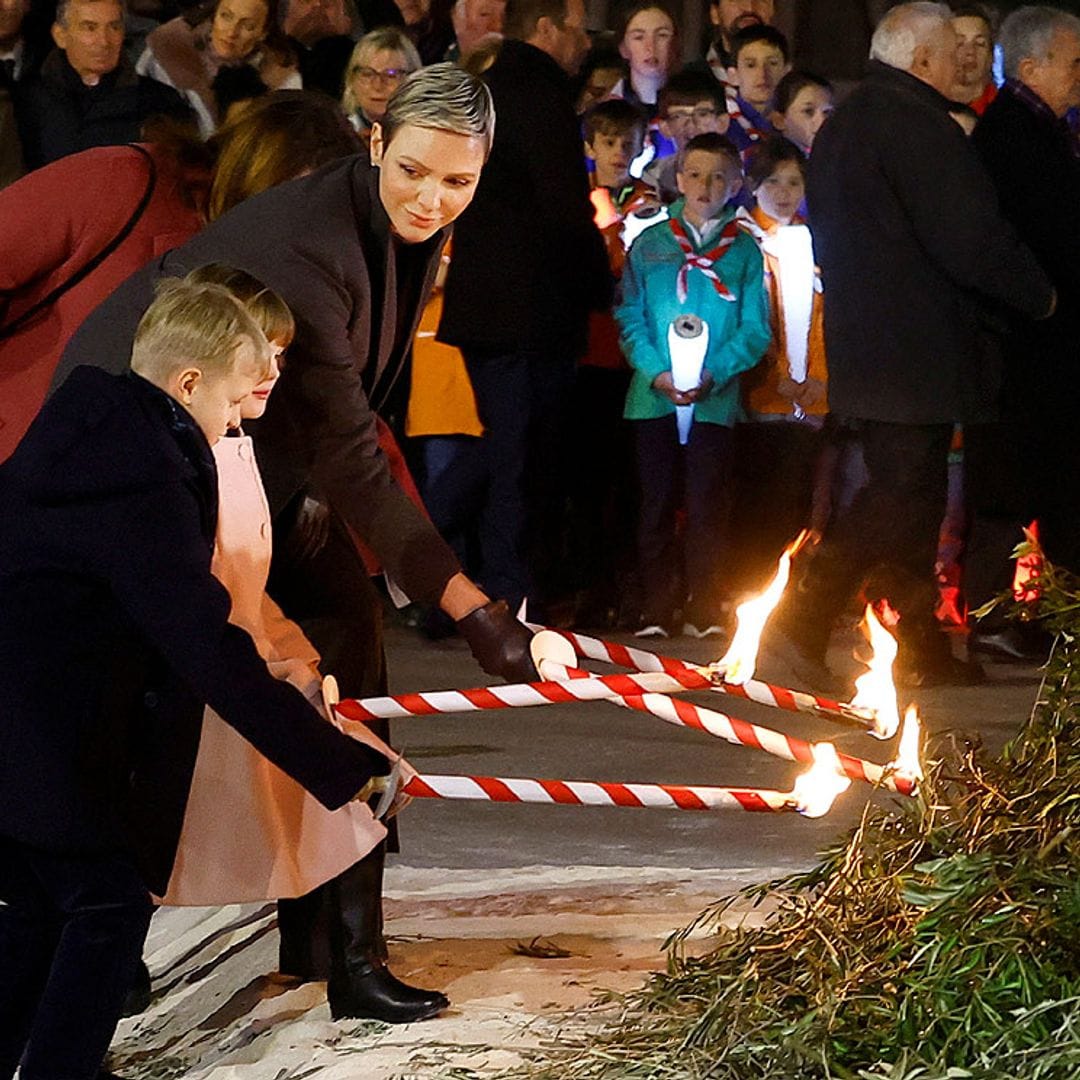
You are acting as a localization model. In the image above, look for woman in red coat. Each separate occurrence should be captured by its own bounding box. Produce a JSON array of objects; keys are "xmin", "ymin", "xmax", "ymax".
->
[
  {"xmin": 0, "ymin": 90, "xmax": 360, "ymax": 464},
  {"xmin": 0, "ymin": 142, "xmax": 204, "ymax": 463}
]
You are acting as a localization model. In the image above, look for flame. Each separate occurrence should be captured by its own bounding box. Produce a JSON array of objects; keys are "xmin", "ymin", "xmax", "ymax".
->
[
  {"xmin": 590, "ymin": 187, "xmax": 620, "ymax": 229},
  {"xmin": 890, "ymin": 704, "xmax": 924, "ymax": 783},
  {"xmin": 790, "ymin": 742, "xmax": 851, "ymax": 818},
  {"xmin": 849, "ymin": 604, "xmax": 901, "ymax": 740},
  {"xmin": 715, "ymin": 530, "xmax": 810, "ymax": 686},
  {"xmin": 1012, "ymin": 520, "xmax": 1043, "ymax": 604}
]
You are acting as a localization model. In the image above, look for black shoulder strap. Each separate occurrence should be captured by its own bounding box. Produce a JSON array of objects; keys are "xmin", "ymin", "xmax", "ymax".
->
[{"xmin": 0, "ymin": 143, "xmax": 158, "ymax": 342}]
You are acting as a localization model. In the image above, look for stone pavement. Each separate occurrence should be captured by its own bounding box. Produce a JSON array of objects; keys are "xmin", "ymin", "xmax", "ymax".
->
[{"xmin": 106, "ymin": 618, "xmax": 1044, "ymax": 1078}]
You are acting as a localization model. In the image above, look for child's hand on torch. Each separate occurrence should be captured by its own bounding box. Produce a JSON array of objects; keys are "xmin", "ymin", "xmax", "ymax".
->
[
  {"xmin": 685, "ymin": 368, "xmax": 714, "ymax": 403},
  {"xmin": 653, "ymin": 371, "xmax": 693, "ymax": 406}
]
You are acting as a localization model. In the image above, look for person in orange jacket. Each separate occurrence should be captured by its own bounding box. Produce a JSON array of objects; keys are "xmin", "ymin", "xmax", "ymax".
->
[{"xmin": 731, "ymin": 136, "xmax": 828, "ymax": 594}]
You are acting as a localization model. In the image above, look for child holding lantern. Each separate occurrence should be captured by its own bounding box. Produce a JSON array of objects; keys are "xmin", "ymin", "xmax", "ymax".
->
[
  {"xmin": 616, "ymin": 132, "xmax": 770, "ymax": 638},
  {"xmin": 731, "ymin": 137, "xmax": 829, "ymax": 595},
  {"xmin": 567, "ymin": 98, "xmax": 654, "ymax": 627}
]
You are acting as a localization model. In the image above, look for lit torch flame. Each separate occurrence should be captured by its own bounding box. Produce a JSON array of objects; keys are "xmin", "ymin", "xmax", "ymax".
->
[
  {"xmin": 714, "ymin": 529, "xmax": 810, "ymax": 686},
  {"xmin": 790, "ymin": 742, "xmax": 851, "ymax": 818},
  {"xmin": 849, "ymin": 604, "xmax": 901, "ymax": 740},
  {"xmin": 889, "ymin": 704, "xmax": 924, "ymax": 784},
  {"xmin": 1012, "ymin": 520, "xmax": 1043, "ymax": 604},
  {"xmin": 589, "ymin": 187, "xmax": 620, "ymax": 230}
]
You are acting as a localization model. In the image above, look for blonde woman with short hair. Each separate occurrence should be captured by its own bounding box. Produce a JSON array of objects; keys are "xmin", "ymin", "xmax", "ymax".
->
[{"xmin": 341, "ymin": 26, "xmax": 421, "ymax": 141}]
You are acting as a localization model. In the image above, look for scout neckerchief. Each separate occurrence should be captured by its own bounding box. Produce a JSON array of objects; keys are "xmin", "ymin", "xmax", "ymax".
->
[
  {"xmin": 613, "ymin": 183, "xmax": 654, "ymax": 219},
  {"xmin": 669, "ymin": 215, "xmax": 740, "ymax": 303},
  {"xmin": 726, "ymin": 87, "xmax": 768, "ymax": 144}
]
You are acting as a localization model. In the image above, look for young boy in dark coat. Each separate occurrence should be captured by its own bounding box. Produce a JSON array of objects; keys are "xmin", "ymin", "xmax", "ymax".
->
[{"xmin": 0, "ymin": 279, "xmax": 390, "ymax": 1080}]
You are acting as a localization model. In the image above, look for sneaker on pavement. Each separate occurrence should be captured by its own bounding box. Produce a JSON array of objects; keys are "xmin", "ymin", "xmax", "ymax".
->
[
  {"xmin": 634, "ymin": 623, "xmax": 669, "ymax": 639},
  {"xmin": 682, "ymin": 622, "xmax": 725, "ymax": 640}
]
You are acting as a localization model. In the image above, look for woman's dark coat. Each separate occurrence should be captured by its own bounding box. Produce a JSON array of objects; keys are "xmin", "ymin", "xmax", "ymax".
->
[{"xmin": 55, "ymin": 152, "xmax": 461, "ymax": 605}]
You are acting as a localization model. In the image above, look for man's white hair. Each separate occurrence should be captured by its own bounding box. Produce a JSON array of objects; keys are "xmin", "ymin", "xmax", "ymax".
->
[
  {"xmin": 999, "ymin": 6, "xmax": 1080, "ymax": 79},
  {"xmin": 870, "ymin": 2, "xmax": 952, "ymax": 71}
]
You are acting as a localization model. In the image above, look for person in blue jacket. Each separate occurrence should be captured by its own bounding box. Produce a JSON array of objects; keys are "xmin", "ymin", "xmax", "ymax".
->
[{"xmin": 616, "ymin": 131, "xmax": 770, "ymax": 639}]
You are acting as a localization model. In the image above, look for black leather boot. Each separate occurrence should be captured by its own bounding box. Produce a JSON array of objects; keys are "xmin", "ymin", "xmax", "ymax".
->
[
  {"xmin": 327, "ymin": 962, "xmax": 448, "ymax": 1023},
  {"xmin": 279, "ymin": 845, "xmax": 392, "ymax": 979},
  {"xmin": 320, "ymin": 847, "xmax": 448, "ymax": 1023}
]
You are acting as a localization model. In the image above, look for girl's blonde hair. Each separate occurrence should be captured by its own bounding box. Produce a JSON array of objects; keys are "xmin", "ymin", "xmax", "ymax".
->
[{"xmin": 182, "ymin": 263, "xmax": 295, "ymax": 347}]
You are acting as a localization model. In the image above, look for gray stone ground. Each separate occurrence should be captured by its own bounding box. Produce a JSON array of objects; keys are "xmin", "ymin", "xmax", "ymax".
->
[{"xmin": 107, "ymin": 616, "xmax": 1044, "ymax": 1079}]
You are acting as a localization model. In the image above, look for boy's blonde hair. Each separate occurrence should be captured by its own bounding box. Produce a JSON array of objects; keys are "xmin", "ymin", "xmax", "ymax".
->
[
  {"xmin": 181, "ymin": 264, "xmax": 295, "ymax": 347},
  {"xmin": 130, "ymin": 279, "xmax": 270, "ymax": 385}
]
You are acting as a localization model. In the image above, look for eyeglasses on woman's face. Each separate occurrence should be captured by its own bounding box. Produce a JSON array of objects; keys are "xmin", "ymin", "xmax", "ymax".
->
[{"xmin": 354, "ymin": 65, "xmax": 407, "ymax": 84}]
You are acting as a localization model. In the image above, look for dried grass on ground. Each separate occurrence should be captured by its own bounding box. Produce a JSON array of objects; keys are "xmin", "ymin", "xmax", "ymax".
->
[{"xmin": 510, "ymin": 544, "xmax": 1080, "ymax": 1080}]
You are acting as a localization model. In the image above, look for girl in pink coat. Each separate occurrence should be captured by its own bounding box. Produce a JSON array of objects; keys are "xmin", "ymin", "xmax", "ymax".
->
[{"xmin": 162, "ymin": 267, "xmax": 414, "ymax": 906}]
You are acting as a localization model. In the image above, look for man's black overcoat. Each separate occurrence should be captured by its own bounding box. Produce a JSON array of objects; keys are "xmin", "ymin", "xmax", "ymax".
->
[
  {"xmin": 970, "ymin": 85, "xmax": 1080, "ymax": 569},
  {"xmin": 807, "ymin": 60, "xmax": 1053, "ymax": 426},
  {"xmin": 973, "ymin": 86, "xmax": 1080, "ymax": 404},
  {"xmin": 437, "ymin": 39, "xmax": 612, "ymax": 355}
]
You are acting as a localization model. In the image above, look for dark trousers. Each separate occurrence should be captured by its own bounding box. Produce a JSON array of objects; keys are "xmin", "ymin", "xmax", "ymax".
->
[
  {"xmin": 965, "ymin": 416, "xmax": 1080, "ymax": 612},
  {"xmin": 412, "ymin": 434, "xmax": 486, "ymax": 574},
  {"xmin": 0, "ymin": 837, "xmax": 152, "ymax": 1080},
  {"xmin": 565, "ymin": 366, "xmax": 634, "ymax": 613},
  {"xmin": 729, "ymin": 420, "xmax": 823, "ymax": 597},
  {"xmin": 267, "ymin": 503, "xmax": 391, "ymax": 978},
  {"xmin": 633, "ymin": 415, "xmax": 734, "ymax": 627},
  {"xmin": 786, "ymin": 419, "xmax": 953, "ymax": 661},
  {"xmin": 463, "ymin": 344, "xmax": 578, "ymax": 610}
]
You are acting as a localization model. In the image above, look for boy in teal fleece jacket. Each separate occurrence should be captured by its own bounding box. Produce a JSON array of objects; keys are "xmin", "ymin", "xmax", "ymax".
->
[{"xmin": 616, "ymin": 132, "xmax": 770, "ymax": 638}]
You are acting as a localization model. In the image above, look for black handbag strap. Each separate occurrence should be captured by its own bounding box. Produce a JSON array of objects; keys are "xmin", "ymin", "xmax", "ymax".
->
[{"xmin": 0, "ymin": 143, "xmax": 158, "ymax": 342}]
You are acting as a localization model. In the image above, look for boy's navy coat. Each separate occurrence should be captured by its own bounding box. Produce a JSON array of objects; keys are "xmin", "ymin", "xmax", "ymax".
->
[{"xmin": 0, "ymin": 367, "xmax": 386, "ymax": 895}]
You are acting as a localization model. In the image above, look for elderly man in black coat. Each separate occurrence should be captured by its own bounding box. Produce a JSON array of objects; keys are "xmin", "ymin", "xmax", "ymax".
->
[
  {"xmin": 437, "ymin": 0, "xmax": 612, "ymax": 616},
  {"xmin": 769, "ymin": 1, "xmax": 1054, "ymax": 689},
  {"xmin": 53, "ymin": 64, "xmax": 532, "ymax": 1025},
  {"xmin": 14, "ymin": 0, "xmax": 191, "ymax": 169},
  {"xmin": 967, "ymin": 6, "xmax": 1080, "ymax": 623},
  {"xmin": 0, "ymin": 282, "xmax": 390, "ymax": 1080}
]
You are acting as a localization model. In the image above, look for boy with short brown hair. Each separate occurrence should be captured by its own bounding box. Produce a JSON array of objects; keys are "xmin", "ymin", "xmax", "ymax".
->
[
  {"xmin": 644, "ymin": 70, "xmax": 729, "ymax": 202},
  {"xmin": 725, "ymin": 23, "xmax": 791, "ymax": 152},
  {"xmin": 616, "ymin": 133, "xmax": 771, "ymax": 637}
]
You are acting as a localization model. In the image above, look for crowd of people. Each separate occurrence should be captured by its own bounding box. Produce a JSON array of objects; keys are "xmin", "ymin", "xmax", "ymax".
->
[{"xmin": 2, "ymin": 0, "xmax": 1080, "ymax": 1076}]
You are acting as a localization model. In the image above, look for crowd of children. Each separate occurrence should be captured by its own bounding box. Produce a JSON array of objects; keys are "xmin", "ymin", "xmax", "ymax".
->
[
  {"xmin": 571, "ymin": 10, "xmax": 849, "ymax": 638},
  {"xmin": 400, "ymin": 8, "xmax": 852, "ymax": 639}
]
